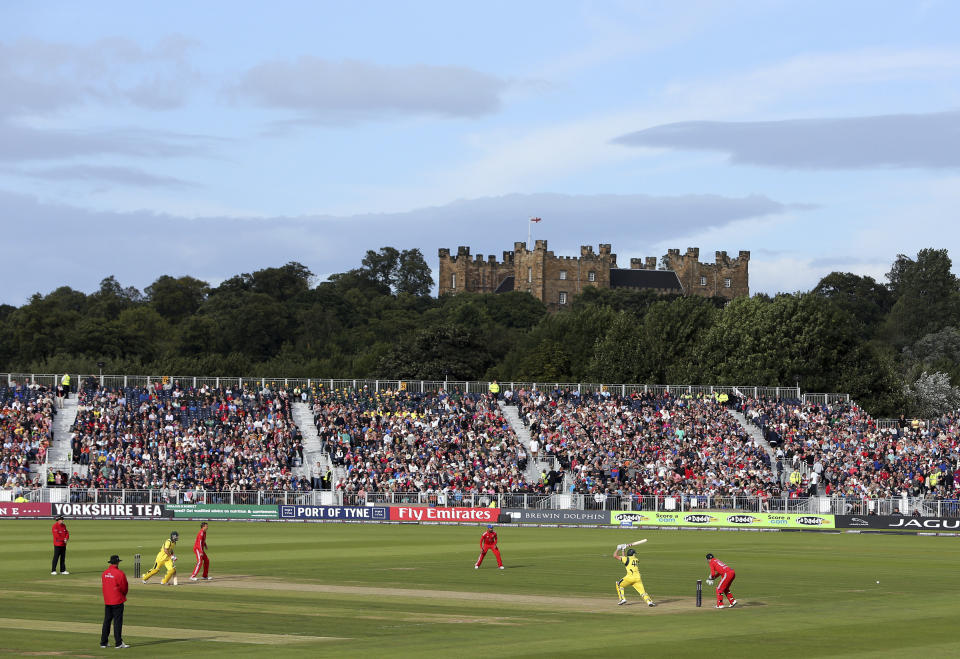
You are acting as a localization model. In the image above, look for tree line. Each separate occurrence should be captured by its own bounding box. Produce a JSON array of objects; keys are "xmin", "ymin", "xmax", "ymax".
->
[{"xmin": 1, "ymin": 246, "xmax": 958, "ymax": 417}]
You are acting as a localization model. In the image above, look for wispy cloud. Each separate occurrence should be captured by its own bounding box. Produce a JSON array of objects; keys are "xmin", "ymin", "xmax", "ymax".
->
[
  {"xmin": 9, "ymin": 164, "xmax": 196, "ymax": 188},
  {"xmin": 660, "ymin": 48, "xmax": 960, "ymax": 115},
  {"xmin": 227, "ymin": 57, "xmax": 509, "ymax": 123},
  {"xmin": 0, "ymin": 37, "xmax": 199, "ymax": 118},
  {"xmin": 0, "ymin": 121, "xmax": 219, "ymax": 162},
  {"xmin": 613, "ymin": 110, "xmax": 960, "ymax": 170}
]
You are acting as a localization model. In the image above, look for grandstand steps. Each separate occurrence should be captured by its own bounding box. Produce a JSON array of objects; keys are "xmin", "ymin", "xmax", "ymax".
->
[
  {"xmin": 728, "ymin": 407, "xmax": 778, "ymax": 473},
  {"xmin": 728, "ymin": 408, "xmax": 773, "ymax": 458},
  {"xmin": 45, "ymin": 397, "xmax": 78, "ymax": 478},
  {"xmin": 498, "ymin": 401, "xmax": 541, "ymax": 485},
  {"xmin": 727, "ymin": 407, "xmax": 821, "ymax": 493},
  {"xmin": 292, "ymin": 401, "xmax": 329, "ymax": 484}
]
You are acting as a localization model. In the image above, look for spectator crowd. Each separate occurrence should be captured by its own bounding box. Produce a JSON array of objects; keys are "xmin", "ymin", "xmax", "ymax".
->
[
  {"xmin": 65, "ymin": 380, "xmax": 309, "ymax": 492},
  {"xmin": 0, "ymin": 381, "xmax": 55, "ymax": 489},
  {"xmin": 312, "ymin": 388, "xmax": 537, "ymax": 496},
  {"xmin": 741, "ymin": 398, "xmax": 959, "ymax": 502},
  {"xmin": 514, "ymin": 389, "xmax": 779, "ymax": 501},
  {"xmin": 2, "ymin": 375, "xmax": 959, "ymax": 508}
]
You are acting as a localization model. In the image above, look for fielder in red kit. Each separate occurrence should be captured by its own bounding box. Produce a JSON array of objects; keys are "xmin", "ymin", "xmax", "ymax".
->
[
  {"xmin": 475, "ymin": 525, "xmax": 504, "ymax": 569},
  {"xmin": 190, "ymin": 522, "xmax": 211, "ymax": 581},
  {"xmin": 705, "ymin": 553, "xmax": 737, "ymax": 608}
]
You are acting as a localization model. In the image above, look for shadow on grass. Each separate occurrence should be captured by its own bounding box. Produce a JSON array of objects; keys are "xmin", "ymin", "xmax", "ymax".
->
[
  {"xmin": 130, "ymin": 637, "xmax": 209, "ymax": 647},
  {"xmin": 624, "ymin": 598, "xmax": 679, "ymax": 606}
]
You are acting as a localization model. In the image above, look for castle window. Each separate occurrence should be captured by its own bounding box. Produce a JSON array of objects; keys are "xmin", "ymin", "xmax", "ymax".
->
[
  {"xmin": 559, "ymin": 270, "xmax": 567, "ymax": 280},
  {"xmin": 724, "ymin": 278, "xmax": 732, "ymax": 288},
  {"xmin": 527, "ymin": 267, "xmax": 532, "ymax": 283},
  {"xmin": 451, "ymin": 273, "xmax": 456, "ymax": 289},
  {"xmin": 700, "ymin": 276, "xmax": 707, "ymax": 286},
  {"xmin": 588, "ymin": 271, "xmax": 596, "ymax": 282},
  {"xmin": 559, "ymin": 291, "xmax": 568, "ymax": 305}
]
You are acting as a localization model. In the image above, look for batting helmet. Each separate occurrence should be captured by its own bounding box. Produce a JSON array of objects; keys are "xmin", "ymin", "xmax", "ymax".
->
[
  {"xmin": 626, "ymin": 549, "xmax": 636, "ymax": 556},
  {"xmin": 171, "ymin": 531, "xmax": 179, "ymax": 541},
  {"xmin": 705, "ymin": 553, "xmax": 714, "ymax": 560}
]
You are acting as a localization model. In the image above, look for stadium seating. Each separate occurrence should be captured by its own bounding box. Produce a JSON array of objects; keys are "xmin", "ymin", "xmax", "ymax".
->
[
  {"xmin": 0, "ymin": 382, "xmax": 55, "ymax": 488},
  {"xmin": 67, "ymin": 381, "xmax": 310, "ymax": 491},
  {"xmin": 311, "ymin": 389, "xmax": 537, "ymax": 494},
  {"xmin": 513, "ymin": 389, "xmax": 779, "ymax": 499},
  {"xmin": 739, "ymin": 397, "xmax": 959, "ymax": 499},
  {"xmin": 0, "ymin": 372, "xmax": 951, "ymax": 504}
]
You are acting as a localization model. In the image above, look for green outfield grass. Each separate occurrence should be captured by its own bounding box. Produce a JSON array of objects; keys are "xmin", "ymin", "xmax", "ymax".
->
[{"xmin": 1, "ymin": 521, "xmax": 958, "ymax": 657}]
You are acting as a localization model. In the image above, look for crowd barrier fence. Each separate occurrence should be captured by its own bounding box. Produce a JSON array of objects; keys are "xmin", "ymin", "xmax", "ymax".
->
[
  {"xmin": 2, "ymin": 371, "xmax": 803, "ymax": 399},
  {"xmin": 3, "ymin": 489, "xmax": 958, "ymax": 518}
]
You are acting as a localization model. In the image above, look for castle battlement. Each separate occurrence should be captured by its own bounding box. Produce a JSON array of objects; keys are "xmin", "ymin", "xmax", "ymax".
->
[
  {"xmin": 665, "ymin": 247, "xmax": 749, "ymax": 299},
  {"xmin": 438, "ymin": 238, "xmax": 749, "ymax": 308}
]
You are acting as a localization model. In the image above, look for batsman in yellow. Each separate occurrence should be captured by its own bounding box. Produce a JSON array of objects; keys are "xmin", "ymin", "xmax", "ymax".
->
[
  {"xmin": 613, "ymin": 544, "xmax": 656, "ymax": 607},
  {"xmin": 142, "ymin": 531, "xmax": 179, "ymax": 585}
]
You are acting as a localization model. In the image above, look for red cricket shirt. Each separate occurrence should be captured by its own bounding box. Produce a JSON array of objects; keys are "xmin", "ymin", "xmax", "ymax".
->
[
  {"xmin": 709, "ymin": 557, "xmax": 734, "ymax": 578},
  {"xmin": 194, "ymin": 527, "xmax": 207, "ymax": 552},
  {"xmin": 52, "ymin": 521, "xmax": 69, "ymax": 546},
  {"xmin": 101, "ymin": 565, "xmax": 128, "ymax": 605}
]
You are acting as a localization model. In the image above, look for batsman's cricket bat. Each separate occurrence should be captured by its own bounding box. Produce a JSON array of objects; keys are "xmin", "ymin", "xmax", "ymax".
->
[{"xmin": 628, "ymin": 539, "xmax": 647, "ymax": 546}]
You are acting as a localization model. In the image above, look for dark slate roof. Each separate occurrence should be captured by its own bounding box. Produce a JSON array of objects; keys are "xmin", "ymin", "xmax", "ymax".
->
[
  {"xmin": 609, "ymin": 268, "xmax": 682, "ymax": 291},
  {"xmin": 494, "ymin": 276, "xmax": 515, "ymax": 293}
]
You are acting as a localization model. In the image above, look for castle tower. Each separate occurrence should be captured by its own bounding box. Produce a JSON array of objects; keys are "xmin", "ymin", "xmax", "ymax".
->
[
  {"xmin": 511, "ymin": 240, "xmax": 616, "ymax": 310},
  {"xmin": 437, "ymin": 246, "xmax": 514, "ymax": 295},
  {"xmin": 663, "ymin": 247, "xmax": 750, "ymax": 299}
]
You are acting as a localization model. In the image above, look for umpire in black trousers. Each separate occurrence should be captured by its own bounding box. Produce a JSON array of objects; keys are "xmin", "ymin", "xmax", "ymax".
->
[{"xmin": 100, "ymin": 555, "xmax": 130, "ymax": 648}]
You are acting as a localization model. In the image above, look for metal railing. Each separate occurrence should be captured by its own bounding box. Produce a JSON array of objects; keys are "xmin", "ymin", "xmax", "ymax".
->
[
  {"xmin": 4, "ymin": 488, "xmax": 958, "ymax": 518},
  {"xmin": 873, "ymin": 418, "xmax": 943, "ymax": 430},
  {"xmin": 801, "ymin": 393, "xmax": 851, "ymax": 405},
  {"xmin": 20, "ymin": 488, "xmax": 319, "ymax": 506},
  {"xmin": 2, "ymin": 372, "xmax": 800, "ymax": 399}
]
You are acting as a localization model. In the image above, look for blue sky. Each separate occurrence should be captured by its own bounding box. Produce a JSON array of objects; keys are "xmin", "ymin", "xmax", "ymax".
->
[{"xmin": 2, "ymin": 0, "xmax": 959, "ymax": 304}]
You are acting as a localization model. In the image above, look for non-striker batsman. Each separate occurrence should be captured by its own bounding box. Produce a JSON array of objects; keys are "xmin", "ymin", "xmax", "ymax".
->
[{"xmin": 142, "ymin": 531, "xmax": 179, "ymax": 586}]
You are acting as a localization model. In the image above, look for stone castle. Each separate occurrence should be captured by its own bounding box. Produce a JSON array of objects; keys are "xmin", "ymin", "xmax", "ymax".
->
[{"xmin": 438, "ymin": 240, "xmax": 749, "ymax": 311}]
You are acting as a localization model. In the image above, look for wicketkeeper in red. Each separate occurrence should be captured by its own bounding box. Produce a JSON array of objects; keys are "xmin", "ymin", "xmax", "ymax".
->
[
  {"xmin": 190, "ymin": 522, "xmax": 211, "ymax": 581},
  {"xmin": 705, "ymin": 552, "xmax": 737, "ymax": 608},
  {"xmin": 475, "ymin": 525, "xmax": 504, "ymax": 569}
]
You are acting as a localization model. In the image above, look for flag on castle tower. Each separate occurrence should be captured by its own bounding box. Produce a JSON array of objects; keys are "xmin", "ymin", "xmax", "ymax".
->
[{"xmin": 530, "ymin": 217, "xmax": 541, "ymax": 223}]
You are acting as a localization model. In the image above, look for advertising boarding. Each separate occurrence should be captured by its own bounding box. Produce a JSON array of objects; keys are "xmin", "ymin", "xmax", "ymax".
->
[
  {"xmin": 505, "ymin": 509, "xmax": 608, "ymax": 524},
  {"xmin": 52, "ymin": 503, "xmax": 170, "ymax": 519},
  {"xmin": 164, "ymin": 503, "xmax": 277, "ymax": 519},
  {"xmin": 390, "ymin": 507, "xmax": 498, "ymax": 522},
  {"xmin": 278, "ymin": 505, "xmax": 389, "ymax": 520},
  {"xmin": 0, "ymin": 502, "xmax": 52, "ymax": 517},
  {"xmin": 610, "ymin": 510, "xmax": 835, "ymax": 529},
  {"xmin": 836, "ymin": 515, "xmax": 960, "ymax": 531}
]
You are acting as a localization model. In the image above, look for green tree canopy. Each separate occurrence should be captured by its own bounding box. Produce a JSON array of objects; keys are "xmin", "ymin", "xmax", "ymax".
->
[
  {"xmin": 361, "ymin": 247, "xmax": 433, "ymax": 296},
  {"xmin": 146, "ymin": 275, "xmax": 210, "ymax": 323},
  {"xmin": 885, "ymin": 248, "xmax": 960, "ymax": 346}
]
